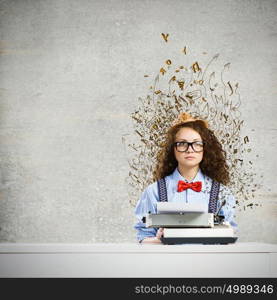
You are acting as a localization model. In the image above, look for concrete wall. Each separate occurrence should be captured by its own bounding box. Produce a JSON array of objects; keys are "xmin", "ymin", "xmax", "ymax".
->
[{"xmin": 0, "ymin": 0, "xmax": 276, "ymax": 243}]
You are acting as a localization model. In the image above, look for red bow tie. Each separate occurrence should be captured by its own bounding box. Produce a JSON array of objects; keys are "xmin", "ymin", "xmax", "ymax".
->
[{"xmin": 177, "ymin": 180, "xmax": 202, "ymax": 192}]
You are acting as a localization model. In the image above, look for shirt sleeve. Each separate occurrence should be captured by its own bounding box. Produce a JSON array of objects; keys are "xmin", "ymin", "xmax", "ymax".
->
[
  {"xmin": 134, "ymin": 183, "xmax": 159, "ymax": 242},
  {"xmin": 217, "ymin": 186, "xmax": 238, "ymax": 233}
]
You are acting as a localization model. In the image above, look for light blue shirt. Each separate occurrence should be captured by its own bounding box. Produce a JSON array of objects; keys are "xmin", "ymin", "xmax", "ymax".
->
[{"xmin": 134, "ymin": 168, "xmax": 238, "ymax": 242}]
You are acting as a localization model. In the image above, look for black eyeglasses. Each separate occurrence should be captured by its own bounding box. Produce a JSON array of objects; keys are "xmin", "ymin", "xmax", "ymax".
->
[{"xmin": 174, "ymin": 141, "xmax": 205, "ymax": 152}]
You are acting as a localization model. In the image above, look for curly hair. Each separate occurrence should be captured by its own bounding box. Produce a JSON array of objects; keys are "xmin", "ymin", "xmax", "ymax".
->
[{"xmin": 153, "ymin": 120, "xmax": 230, "ymax": 185}]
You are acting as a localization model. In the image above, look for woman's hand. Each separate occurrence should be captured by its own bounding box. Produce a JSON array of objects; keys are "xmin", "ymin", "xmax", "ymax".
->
[
  {"xmin": 141, "ymin": 228, "xmax": 164, "ymax": 244},
  {"xmin": 156, "ymin": 227, "xmax": 164, "ymax": 239}
]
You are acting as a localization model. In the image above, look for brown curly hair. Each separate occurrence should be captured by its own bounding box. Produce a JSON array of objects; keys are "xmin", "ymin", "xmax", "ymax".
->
[{"xmin": 153, "ymin": 120, "xmax": 230, "ymax": 185}]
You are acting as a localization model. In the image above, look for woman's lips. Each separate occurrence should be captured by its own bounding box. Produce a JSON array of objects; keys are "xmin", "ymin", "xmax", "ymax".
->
[{"xmin": 185, "ymin": 156, "xmax": 195, "ymax": 159}]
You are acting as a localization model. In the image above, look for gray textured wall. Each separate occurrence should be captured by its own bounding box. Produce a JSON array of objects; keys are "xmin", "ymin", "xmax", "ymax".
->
[{"xmin": 0, "ymin": 0, "xmax": 276, "ymax": 243}]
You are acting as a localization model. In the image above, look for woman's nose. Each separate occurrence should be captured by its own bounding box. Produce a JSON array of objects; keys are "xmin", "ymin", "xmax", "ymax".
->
[{"xmin": 186, "ymin": 145, "xmax": 194, "ymax": 152}]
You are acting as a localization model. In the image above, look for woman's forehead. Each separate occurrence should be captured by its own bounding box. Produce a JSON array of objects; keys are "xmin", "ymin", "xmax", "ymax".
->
[{"xmin": 175, "ymin": 127, "xmax": 202, "ymax": 140}]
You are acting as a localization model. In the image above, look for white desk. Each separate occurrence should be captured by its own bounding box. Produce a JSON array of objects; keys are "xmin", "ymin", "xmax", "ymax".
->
[{"xmin": 0, "ymin": 243, "xmax": 276, "ymax": 277}]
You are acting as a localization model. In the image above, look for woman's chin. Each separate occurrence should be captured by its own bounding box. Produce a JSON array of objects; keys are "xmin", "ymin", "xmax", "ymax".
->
[{"xmin": 180, "ymin": 161, "xmax": 200, "ymax": 168}]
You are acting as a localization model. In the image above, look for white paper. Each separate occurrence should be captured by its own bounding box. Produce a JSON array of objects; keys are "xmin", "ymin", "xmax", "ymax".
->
[{"xmin": 157, "ymin": 202, "xmax": 207, "ymax": 214}]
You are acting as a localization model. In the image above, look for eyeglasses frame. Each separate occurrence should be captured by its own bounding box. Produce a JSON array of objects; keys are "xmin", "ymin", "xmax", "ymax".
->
[{"xmin": 173, "ymin": 141, "xmax": 205, "ymax": 153}]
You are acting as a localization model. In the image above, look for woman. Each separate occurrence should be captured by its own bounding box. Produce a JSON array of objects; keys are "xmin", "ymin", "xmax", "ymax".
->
[{"xmin": 134, "ymin": 112, "xmax": 237, "ymax": 244}]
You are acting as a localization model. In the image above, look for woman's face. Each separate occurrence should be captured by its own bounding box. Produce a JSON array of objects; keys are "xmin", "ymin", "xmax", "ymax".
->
[{"xmin": 174, "ymin": 127, "xmax": 204, "ymax": 169}]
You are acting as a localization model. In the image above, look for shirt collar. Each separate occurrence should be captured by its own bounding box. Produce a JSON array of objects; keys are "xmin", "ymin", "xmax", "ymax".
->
[{"xmin": 172, "ymin": 167, "xmax": 205, "ymax": 183}]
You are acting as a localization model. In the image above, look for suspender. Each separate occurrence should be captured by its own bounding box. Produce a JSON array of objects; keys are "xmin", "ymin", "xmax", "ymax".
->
[
  {"xmin": 208, "ymin": 180, "xmax": 220, "ymax": 213},
  {"xmin": 157, "ymin": 178, "xmax": 220, "ymax": 213},
  {"xmin": 157, "ymin": 178, "xmax": 168, "ymax": 202}
]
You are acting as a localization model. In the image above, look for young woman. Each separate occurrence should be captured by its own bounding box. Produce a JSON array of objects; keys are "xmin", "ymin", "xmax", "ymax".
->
[{"xmin": 134, "ymin": 112, "xmax": 237, "ymax": 244}]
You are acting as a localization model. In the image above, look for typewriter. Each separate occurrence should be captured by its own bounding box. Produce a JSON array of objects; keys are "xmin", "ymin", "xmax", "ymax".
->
[{"xmin": 143, "ymin": 202, "xmax": 237, "ymax": 245}]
